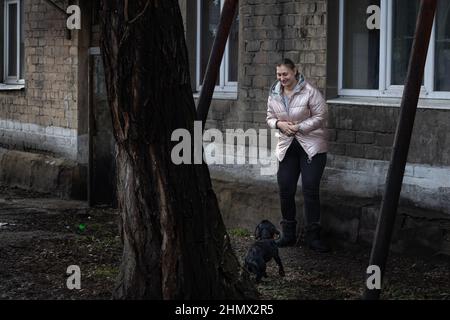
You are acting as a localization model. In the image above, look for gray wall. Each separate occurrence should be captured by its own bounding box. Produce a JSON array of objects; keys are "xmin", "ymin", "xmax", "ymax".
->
[{"xmin": 328, "ymin": 104, "xmax": 450, "ymax": 166}]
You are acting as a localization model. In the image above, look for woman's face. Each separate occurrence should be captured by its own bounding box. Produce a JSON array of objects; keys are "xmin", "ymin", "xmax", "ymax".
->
[{"xmin": 276, "ymin": 65, "xmax": 297, "ymax": 89}]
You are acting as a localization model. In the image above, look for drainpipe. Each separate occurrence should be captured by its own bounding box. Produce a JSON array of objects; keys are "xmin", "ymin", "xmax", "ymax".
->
[{"xmin": 362, "ymin": 0, "xmax": 437, "ymax": 300}]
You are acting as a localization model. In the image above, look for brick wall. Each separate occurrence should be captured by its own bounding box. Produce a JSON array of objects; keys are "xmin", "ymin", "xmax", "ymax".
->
[
  {"xmin": 199, "ymin": 0, "xmax": 328, "ymax": 132},
  {"xmin": 328, "ymin": 104, "xmax": 450, "ymax": 166},
  {"xmin": 0, "ymin": 0, "xmax": 79, "ymax": 159},
  {"xmin": 238, "ymin": 0, "xmax": 326, "ymax": 126}
]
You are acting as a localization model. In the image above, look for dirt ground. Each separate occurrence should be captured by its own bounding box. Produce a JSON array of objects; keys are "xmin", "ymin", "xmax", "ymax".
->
[{"xmin": 0, "ymin": 186, "xmax": 449, "ymax": 300}]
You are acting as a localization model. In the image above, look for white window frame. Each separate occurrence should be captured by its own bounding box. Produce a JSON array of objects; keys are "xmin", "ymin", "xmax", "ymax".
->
[
  {"xmin": 196, "ymin": 0, "xmax": 238, "ymax": 93},
  {"xmin": 338, "ymin": 0, "xmax": 450, "ymax": 99},
  {"xmin": 3, "ymin": 0, "xmax": 24, "ymax": 85}
]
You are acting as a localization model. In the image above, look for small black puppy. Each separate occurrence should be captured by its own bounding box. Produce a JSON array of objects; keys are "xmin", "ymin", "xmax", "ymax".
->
[{"xmin": 244, "ymin": 220, "xmax": 285, "ymax": 282}]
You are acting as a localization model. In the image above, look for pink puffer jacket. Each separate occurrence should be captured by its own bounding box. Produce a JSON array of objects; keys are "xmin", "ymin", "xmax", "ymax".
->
[{"xmin": 266, "ymin": 76, "xmax": 328, "ymax": 162}]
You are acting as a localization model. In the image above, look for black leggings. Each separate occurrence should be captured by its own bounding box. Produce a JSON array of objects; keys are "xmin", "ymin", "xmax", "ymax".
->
[{"xmin": 277, "ymin": 139, "xmax": 327, "ymax": 226}]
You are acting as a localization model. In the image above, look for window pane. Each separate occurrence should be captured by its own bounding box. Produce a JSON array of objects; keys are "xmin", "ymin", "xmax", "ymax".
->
[
  {"xmin": 200, "ymin": 0, "xmax": 220, "ymax": 86},
  {"xmin": 20, "ymin": 0, "xmax": 25, "ymax": 80},
  {"xmin": 227, "ymin": 12, "xmax": 239, "ymax": 82},
  {"xmin": 435, "ymin": 0, "xmax": 450, "ymax": 91},
  {"xmin": 8, "ymin": 3, "xmax": 18, "ymax": 77},
  {"xmin": 391, "ymin": 0, "xmax": 420, "ymax": 85},
  {"xmin": 343, "ymin": 0, "xmax": 380, "ymax": 90}
]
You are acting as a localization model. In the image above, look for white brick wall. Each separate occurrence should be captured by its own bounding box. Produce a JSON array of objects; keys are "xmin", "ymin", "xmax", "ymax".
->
[
  {"xmin": 0, "ymin": 119, "xmax": 77, "ymax": 160},
  {"xmin": 207, "ymin": 148, "xmax": 450, "ymax": 215},
  {"xmin": 324, "ymin": 154, "xmax": 450, "ymax": 214}
]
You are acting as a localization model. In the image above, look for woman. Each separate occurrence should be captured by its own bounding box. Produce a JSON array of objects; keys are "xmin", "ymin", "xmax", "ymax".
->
[{"xmin": 266, "ymin": 58, "xmax": 329, "ymax": 252}]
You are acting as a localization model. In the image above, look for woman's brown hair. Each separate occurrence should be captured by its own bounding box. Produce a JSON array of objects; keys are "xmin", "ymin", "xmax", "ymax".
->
[{"xmin": 277, "ymin": 58, "xmax": 300, "ymax": 80}]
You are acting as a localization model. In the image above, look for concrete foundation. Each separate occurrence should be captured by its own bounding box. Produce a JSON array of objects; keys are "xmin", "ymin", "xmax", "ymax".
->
[
  {"xmin": 210, "ymin": 160, "xmax": 450, "ymax": 257},
  {"xmin": 0, "ymin": 148, "xmax": 86, "ymax": 199}
]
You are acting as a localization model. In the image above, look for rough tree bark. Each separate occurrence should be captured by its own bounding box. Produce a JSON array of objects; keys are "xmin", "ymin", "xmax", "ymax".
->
[{"xmin": 100, "ymin": 0, "xmax": 255, "ymax": 299}]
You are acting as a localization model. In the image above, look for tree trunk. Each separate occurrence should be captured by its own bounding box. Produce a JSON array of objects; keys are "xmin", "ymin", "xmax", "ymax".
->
[{"xmin": 100, "ymin": 0, "xmax": 255, "ymax": 299}]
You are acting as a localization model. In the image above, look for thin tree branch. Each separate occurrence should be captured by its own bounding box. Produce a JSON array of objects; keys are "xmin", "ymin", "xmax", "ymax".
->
[
  {"xmin": 124, "ymin": 0, "xmax": 129, "ymax": 22},
  {"xmin": 128, "ymin": 0, "xmax": 151, "ymax": 25},
  {"xmin": 120, "ymin": 0, "xmax": 151, "ymax": 49}
]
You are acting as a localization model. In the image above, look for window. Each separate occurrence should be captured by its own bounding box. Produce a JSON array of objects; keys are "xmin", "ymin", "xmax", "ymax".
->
[
  {"xmin": 1, "ymin": 0, "xmax": 24, "ymax": 85},
  {"xmin": 196, "ymin": 0, "xmax": 239, "ymax": 93},
  {"xmin": 339, "ymin": 0, "xmax": 450, "ymax": 99},
  {"xmin": 435, "ymin": 0, "xmax": 450, "ymax": 91}
]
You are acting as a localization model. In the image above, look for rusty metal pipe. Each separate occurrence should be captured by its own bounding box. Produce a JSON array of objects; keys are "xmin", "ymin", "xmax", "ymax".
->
[
  {"xmin": 43, "ymin": 0, "xmax": 67, "ymax": 15},
  {"xmin": 362, "ymin": 0, "xmax": 437, "ymax": 300},
  {"xmin": 43, "ymin": 0, "xmax": 72, "ymax": 40}
]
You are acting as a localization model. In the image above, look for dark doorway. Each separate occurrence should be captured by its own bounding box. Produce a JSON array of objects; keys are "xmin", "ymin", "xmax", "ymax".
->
[{"xmin": 88, "ymin": 52, "xmax": 117, "ymax": 207}]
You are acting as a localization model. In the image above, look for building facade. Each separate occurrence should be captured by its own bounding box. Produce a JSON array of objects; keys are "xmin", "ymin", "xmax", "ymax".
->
[
  {"xmin": 0, "ymin": 1, "xmax": 449, "ymax": 250},
  {"xmin": 0, "ymin": 0, "xmax": 89, "ymax": 160},
  {"xmin": 180, "ymin": 0, "xmax": 450, "ymax": 215},
  {"xmin": 0, "ymin": 0, "xmax": 95, "ymax": 199}
]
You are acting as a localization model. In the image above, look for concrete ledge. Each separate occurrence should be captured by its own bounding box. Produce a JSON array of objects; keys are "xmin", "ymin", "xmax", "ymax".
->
[
  {"xmin": 322, "ymin": 195, "xmax": 450, "ymax": 257},
  {"xmin": 212, "ymin": 178, "xmax": 295, "ymax": 232},
  {"xmin": 211, "ymin": 168, "xmax": 450, "ymax": 257},
  {"xmin": 206, "ymin": 148, "xmax": 450, "ymax": 214},
  {"xmin": 324, "ymin": 154, "xmax": 450, "ymax": 214},
  {"xmin": 0, "ymin": 120, "xmax": 78, "ymax": 160},
  {"xmin": 0, "ymin": 148, "xmax": 86, "ymax": 199}
]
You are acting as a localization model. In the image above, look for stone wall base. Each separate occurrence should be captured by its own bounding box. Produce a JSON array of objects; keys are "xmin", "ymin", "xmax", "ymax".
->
[{"xmin": 0, "ymin": 148, "xmax": 86, "ymax": 199}]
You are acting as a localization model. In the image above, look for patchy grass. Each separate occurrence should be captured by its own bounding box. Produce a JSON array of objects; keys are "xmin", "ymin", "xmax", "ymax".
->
[
  {"xmin": 92, "ymin": 265, "xmax": 119, "ymax": 280},
  {"xmin": 229, "ymin": 234, "xmax": 450, "ymax": 300},
  {"xmin": 228, "ymin": 228, "xmax": 251, "ymax": 238}
]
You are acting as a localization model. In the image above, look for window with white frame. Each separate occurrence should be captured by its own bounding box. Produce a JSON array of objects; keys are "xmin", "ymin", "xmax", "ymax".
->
[
  {"xmin": 1, "ymin": 0, "xmax": 24, "ymax": 85},
  {"xmin": 196, "ymin": 0, "xmax": 239, "ymax": 93},
  {"xmin": 339, "ymin": 0, "xmax": 450, "ymax": 99}
]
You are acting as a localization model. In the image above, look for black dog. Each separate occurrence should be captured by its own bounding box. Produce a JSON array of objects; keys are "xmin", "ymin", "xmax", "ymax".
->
[{"xmin": 244, "ymin": 220, "xmax": 285, "ymax": 282}]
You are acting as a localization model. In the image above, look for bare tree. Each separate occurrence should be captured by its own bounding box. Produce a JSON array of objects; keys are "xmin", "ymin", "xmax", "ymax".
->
[{"xmin": 100, "ymin": 0, "xmax": 255, "ymax": 299}]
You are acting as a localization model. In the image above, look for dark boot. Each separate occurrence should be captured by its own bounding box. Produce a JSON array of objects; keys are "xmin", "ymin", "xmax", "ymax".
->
[
  {"xmin": 276, "ymin": 220, "xmax": 297, "ymax": 247},
  {"xmin": 305, "ymin": 223, "xmax": 330, "ymax": 253}
]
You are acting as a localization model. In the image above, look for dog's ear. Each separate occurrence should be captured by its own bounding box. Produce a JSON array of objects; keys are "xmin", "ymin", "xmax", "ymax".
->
[
  {"xmin": 274, "ymin": 228, "xmax": 281, "ymax": 239},
  {"xmin": 268, "ymin": 222, "xmax": 280, "ymax": 235},
  {"xmin": 254, "ymin": 224, "xmax": 261, "ymax": 240}
]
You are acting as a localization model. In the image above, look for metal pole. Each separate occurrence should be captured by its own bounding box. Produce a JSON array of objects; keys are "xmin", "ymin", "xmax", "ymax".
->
[
  {"xmin": 88, "ymin": 54, "xmax": 94, "ymax": 207},
  {"xmin": 43, "ymin": 0, "xmax": 72, "ymax": 40},
  {"xmin": 43, "ymin": 0, "xmax": 67, "ymax": 15},
  {"xmin": 196, "ymin": 0, "xmax": 238, "ymax": 128},
  {"xmin": 362, "ymin": 0, "xmax": 437, "ymax": 300}
]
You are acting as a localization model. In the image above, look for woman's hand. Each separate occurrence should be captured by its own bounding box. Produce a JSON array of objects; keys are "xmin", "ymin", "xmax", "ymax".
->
[{"xmin": 277, "ymin": 121, "xmax": 298, "ymax": 136}]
